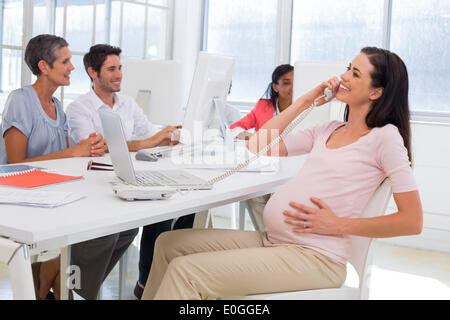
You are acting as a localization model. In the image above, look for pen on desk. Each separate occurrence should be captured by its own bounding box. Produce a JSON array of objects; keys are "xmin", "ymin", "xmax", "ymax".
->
[
  {"xmin": 88, "ymin": 166, "xmax": 114, "ymax": 172},
  {"xmin": 87, "ymin": 160, "xmax": 114, "ymax": 170}
]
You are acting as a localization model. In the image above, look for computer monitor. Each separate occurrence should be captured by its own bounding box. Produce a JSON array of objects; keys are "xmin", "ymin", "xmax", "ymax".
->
[
  {"xmin": 292, "ymin": 61, "xmax": 346, "ymax": 132},
  {"xmin": 180, "ymin": 52, "xmax": 235, "ymax": 144},
  {"xmin": 120, "ymin": 59, "xmax": 183, "ymax": 127}
]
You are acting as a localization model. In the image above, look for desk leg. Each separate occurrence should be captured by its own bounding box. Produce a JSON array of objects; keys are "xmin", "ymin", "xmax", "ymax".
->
[{"xmin": 60, "ymin": 246, "xmax": 71, "ymax": 300}]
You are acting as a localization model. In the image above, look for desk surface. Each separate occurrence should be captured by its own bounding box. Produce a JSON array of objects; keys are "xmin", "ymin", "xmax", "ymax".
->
[{"xmin": 0, "ymin": 154, "xmax": 304, "ymax": 251}]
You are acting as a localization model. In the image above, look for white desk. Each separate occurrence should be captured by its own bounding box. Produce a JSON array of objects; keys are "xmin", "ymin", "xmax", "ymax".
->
[{"xmin": 0, "ymin": 154, "xmax": 304, "ymax": 299}]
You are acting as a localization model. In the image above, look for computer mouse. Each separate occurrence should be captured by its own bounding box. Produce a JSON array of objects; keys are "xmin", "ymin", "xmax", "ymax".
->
[{"xmin": 135, "ymin": 151, "xmax": 159, "ymax": 162}]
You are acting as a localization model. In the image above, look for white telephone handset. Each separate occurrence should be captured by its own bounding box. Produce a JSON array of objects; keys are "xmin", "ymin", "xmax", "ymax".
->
[
  {"xmin": 324, "ymin": 87, "xmax": 337, "ymax": 102},
  {"xmin": 207, "ymin": 88, "xmax": 336, "ymax": 185}
]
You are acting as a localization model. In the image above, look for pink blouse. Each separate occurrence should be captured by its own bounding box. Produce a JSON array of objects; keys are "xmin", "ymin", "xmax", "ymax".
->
[{"xmin": 263, "ymin": 121, "xmax": 417, "ymax": 264}]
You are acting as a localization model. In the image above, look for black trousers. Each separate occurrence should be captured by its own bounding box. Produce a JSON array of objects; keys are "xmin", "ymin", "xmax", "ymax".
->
[
  {"xmin": 71, "ymin": 228, "xmax": 139, "ymax": 300},
  {"xmin": 138, "ymin": 214, "xmax": 195, "ymax": 286}
]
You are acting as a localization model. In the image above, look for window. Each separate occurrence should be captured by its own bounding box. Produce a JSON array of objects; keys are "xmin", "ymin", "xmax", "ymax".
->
[
  {"xmin": 110, "ymin": 0, "xmax": 169, "ymax": 59},
  {"xmin": 203, "ymin": 0, "xmax": 278, "ymax": 105},
  {"xmin": 203, "ymin": 0, "xmax": 450, "ymax": 120},
  {"xmin": 291, "ymin": 0, "xmax": 385, "ymax": 64},
  {"xmin": 0, "ymin": 0, "xmax": 173, "ymax": 114},
  {"xmin": 52, "ymin": 0, "xmax": 171, "ymax": 106},
  {"xmin": 390, "ymin": 0, "xmax": 450, "ymax": 113},
  {"xmin": 54, "ymin": 0, "xmax": 97, "ymax": 104},
  {"xmin": 0, "ymin": 0, "xmax": 23, "ymax": 113}
]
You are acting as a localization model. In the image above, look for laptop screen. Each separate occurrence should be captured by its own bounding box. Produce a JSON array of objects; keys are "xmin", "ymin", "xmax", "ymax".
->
[{"xmin": 98, "ymin": 110, "xmax": 138, "ymax": 185}]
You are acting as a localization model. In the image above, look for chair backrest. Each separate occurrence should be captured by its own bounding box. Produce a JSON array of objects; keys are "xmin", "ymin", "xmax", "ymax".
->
[{"xmin": 348, "ymin": 179, "xmax": 392, "ymax": 298}]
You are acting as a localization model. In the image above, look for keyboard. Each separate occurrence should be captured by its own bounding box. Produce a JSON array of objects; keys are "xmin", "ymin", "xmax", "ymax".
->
[
  {"xmin": 134, "ymin": 170, "xmax": 213, "ymax": 189},
  {"xmin": 142, "ymin": 144, "xmax": 205, "ymax": 159},
  {"xmin": 135, "ymin": 171, "xmax": 178, "ymax": 186}
]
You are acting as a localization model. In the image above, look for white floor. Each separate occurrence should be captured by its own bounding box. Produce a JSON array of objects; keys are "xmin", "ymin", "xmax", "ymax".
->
[{"xmin": 1, "ymin": 215, "xmax": 449, "ymax": 300}]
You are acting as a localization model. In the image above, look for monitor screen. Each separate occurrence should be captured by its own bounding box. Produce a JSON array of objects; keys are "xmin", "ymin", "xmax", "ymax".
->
[
  {"xmin": 121, "ymin": 59, "xmax": 183, "ymax": 127},
  {"xmin": 181, "ymin": 52, "xmax": 235, "ymax": 144}
]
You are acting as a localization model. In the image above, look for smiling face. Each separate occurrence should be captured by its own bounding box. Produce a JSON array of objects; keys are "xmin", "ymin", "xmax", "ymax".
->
[
  {"xmin": 91, "ymin": 54, "xmax": 122, "ymax": 93},
  {"xmin": 337, "ymin": 53, "xmax": 383, "ymax": 107},
  {"xmin": 40, "ymin": 46, "xmax": 74, "ymax": 87}
]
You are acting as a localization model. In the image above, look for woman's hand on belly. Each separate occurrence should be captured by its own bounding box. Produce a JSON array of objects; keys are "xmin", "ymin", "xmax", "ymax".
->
[{"xmin": 283, "ymin": 197, "xmax": 343, "ymax": 235}]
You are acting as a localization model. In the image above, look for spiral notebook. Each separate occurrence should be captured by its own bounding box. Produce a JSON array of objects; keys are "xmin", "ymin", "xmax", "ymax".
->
[
  {"xmin": 0, "ymin": 165, "xmax": 43, "ymax": 175},
  {"xmin": 0, "ymin": 167, "xmax": 83, "ymax": 189}
]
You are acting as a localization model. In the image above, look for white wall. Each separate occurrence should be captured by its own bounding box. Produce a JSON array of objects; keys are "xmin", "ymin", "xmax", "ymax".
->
[
  {"xmin": 381, "ymin": 122, "xmax": 450, "ymax": 253},
  {"xmin": 172, "ymin": 1, "xmax": 450, "ymax": 253}
]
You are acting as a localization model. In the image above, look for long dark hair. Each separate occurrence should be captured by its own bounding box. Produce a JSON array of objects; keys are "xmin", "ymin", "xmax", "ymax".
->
[
  {"xmin": 344, "ymin": 47, "xmax": 412, "ymax": 162},
  {"xmin": 263, "ymin": 64, "xmax": 294, "ymax": 108}
]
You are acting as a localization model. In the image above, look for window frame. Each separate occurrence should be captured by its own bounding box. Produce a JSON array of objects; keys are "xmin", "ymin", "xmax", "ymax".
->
[
  {"xmin": 202, "ymin": 0, "xmax": 450, "ymax": 122},
  {"xmin": 202, "ymin": 0, "xmax": 293, "ymax": 111},
  {"xmin": 0, "ymin": 0, "xmax": 174, "ymax": 113}
]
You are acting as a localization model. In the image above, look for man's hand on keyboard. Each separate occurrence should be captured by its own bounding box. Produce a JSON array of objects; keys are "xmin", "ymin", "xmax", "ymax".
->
[
  {"xmin": 151, "ymin": 126, "xmax": 180, "ymax": 147},
  {"xmin": 170, "ymin": 126, "xmax": 182, "ymax": 146}
]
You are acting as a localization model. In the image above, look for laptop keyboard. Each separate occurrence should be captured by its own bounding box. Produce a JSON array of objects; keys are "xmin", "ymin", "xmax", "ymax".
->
[
  {"xmin": 135, "ymin": 171, "xmax": 177, "ymax": 186},
  {"xmin": 144, "ymin": 144, "xmax": 205, "ymax": 159},
  {"xmin": 133, "ymin": 170, "xmax": 213, "ymax": 190}
]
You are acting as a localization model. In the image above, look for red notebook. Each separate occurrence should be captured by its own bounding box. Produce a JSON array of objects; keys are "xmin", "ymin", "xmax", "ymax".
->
[{"xmin": 0, "ymin": 169, "xmax": 83, "ymax": 189}]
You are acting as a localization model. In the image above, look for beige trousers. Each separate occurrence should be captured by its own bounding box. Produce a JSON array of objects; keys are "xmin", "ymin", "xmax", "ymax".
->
[
  {"xmin": 142, "ymin": 229, "xmax": 346, "ymax": 300},
  {"xmin": 192, "ymin": 194, "xmax": 271, "ymax": 231}
]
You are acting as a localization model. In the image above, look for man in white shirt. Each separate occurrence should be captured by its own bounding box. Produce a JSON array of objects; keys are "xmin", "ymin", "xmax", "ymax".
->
[
  {"xmin": 67, "ymin": 44, "xmax": 194, "ymax": 300},
  {"xmin": 66, "ymin": 46, "xmax": 177, "ymax": 150}
]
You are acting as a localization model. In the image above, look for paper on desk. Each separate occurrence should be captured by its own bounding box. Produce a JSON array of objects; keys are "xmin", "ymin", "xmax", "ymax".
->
[{"xmin": 0, "ymin": 189, "xmax": 86, "ymax": 208}]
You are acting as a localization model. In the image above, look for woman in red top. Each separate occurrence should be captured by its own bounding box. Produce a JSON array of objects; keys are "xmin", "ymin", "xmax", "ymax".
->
[
  {"xmin": 229, "ymin": 64, "xmax": 294, "ymax": 231},
  {"xmin": 231, "ymin": 64, "xmax": 294, "ymax": 140}
]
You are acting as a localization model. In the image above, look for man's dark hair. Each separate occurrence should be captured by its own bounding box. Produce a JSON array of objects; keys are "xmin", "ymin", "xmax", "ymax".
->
[
  {"xmin": 83, "ymin": 44, "xmax": 122, "ymax": 81},
  {"xmin": 24, "ymin": 34, "xmax": 69, "ymax": 76}
]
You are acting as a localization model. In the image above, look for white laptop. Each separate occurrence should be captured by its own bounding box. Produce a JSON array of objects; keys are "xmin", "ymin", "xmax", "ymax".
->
[{"xmin": 99, "ymin": 110, "xmax": 212, "ymax": 190}]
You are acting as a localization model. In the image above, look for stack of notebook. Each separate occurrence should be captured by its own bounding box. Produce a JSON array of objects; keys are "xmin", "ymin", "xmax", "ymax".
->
[
  {"xmin": 0, "ymin": 165, "xmax": 83, "ymax": 188},
  {"xmin": 0, "ymin": 165, "xmax": 85, "ymax": 208}
]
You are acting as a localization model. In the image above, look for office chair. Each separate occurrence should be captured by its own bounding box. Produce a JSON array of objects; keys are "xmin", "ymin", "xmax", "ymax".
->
[
  {"xmin": 0, "ymin": 237, "xmax": 35, "ymax": 300},
  {"xmin": 225, "ymin": 178, "xmax": 392, "ymax": 300}
]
